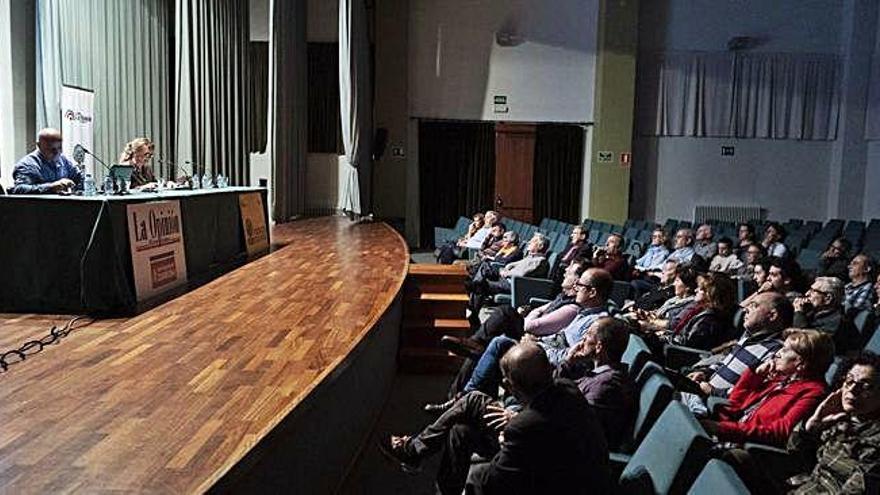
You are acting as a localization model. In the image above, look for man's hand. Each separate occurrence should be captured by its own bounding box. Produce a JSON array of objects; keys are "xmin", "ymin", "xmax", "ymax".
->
[
  {"xmin": 484, "ymin": 404, "xmax": 517, "ymax": 431},
  {"xmin": 50, "ymin": 178, "xmax": 75, "ymax": 193},
  {"xmin": 757, "ymin": 281, "xmax": 774, "ymax": 293},
  {"xmin": 699, "ymin": 382, "xmax": 713, "ymax": 395},
  {"xmin": 520, "ymin": 333, "xmax": 538, "ymax": 343},
  {"xmin": 805, "ymin": 389, "xmax": 847, "ymax": 433},
  {"xmin": 793, "ymin": 297, "xmax": 809, "ymax": 313}
]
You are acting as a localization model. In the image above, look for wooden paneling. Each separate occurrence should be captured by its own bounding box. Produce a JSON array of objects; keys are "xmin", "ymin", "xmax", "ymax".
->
[
  {"xmin": 0, "ymin": 217, "xmax": 408, "ymax": 493},
  {"xmin": 494, "ymin": 122, "xmax": 536, "ymax": 223}
]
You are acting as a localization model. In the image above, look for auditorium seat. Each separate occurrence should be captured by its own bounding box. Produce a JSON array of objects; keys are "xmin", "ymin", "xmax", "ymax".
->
[
  {"xmin": 686, "ymin": 459, "xmax": 750, "ymax": 495},
  {"xmin": 865, "ymin": 323, "xmax": 880, "ymax": 353},
  {"xmin": 616, "ymin": 401, "xmax": 713, "ymax": 494},
  {"xmin": 622, "ymin": 334, "xmax": 654, "ymax": 380},
  {"xmin": 434, "ymin": 216, "xmax": 470, "ymax": 248}
]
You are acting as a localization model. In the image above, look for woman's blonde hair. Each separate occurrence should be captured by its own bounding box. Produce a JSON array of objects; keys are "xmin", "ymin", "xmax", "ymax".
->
[
  {"xmin": 119, "ymin": 137, "xmax": 154, "ymax": 163},
  {"xmin": 782, "ymin": 328, "xmax": 835, "ymax": 379}
]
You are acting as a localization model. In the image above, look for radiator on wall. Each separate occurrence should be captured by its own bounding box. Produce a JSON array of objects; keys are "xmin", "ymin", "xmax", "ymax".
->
[{"xmin": 694, "ymin": 205, "xmax": 766, "ymax": 224}]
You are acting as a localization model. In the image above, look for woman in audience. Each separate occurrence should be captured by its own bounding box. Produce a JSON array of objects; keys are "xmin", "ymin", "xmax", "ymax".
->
[
  {"xmin": 633, "ymin": 266, "xmax": 699, "ymax": 335},
  {"xmin": 699, "ymin": 329, "xmax": 833, "ymax": 447},
  {"xmin": 119, "ymin": 137, "xmax": 158, "ymax": 189},
  {"xmin": 437, "ymin": 212, "xmax": 484, "ymax": 263},
  {"xmin": 762, "ymin": 222, "xmax": 788, "ymax": 258},
  {"xmin": 467, "ymin": 230, "xmax": 522, "ymax": 281},
  {"xmin": 663, "ymin": 271, "xmax": 736, "ymax": 350}
]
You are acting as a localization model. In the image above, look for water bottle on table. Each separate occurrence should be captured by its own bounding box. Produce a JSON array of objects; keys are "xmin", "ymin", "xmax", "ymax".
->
[
  {"xmin": 84, "ymin": 174, "xmax": 96, "ymax": 196},
  {"xmin": 103, "ymin": 175, "xmax": 114, "ymax": 195}
]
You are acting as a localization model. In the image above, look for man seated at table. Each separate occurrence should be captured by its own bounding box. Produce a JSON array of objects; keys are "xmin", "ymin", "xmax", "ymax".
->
[{"xmin": 10, "ymin": 128, "xmax": 83, "ymax": 195}]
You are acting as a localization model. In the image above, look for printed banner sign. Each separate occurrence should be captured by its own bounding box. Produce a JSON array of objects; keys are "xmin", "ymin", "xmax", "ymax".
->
[
  {"xmin": 239, "ymin": 192, "xmax": 269, "ymax": 256},
  {"xmin": 60, "ymin": 85, "xmax": 95, "ymax": 175},
  {"xmin": 127, "ymin": 201, "xmax": 188, "ymax": 301}
]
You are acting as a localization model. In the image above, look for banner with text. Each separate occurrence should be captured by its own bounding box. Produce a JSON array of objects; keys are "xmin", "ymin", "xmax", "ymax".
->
[
  {"xmin": 127, "ymin": 201, "xmax": 188, "ymax": 301},
  {"xmin": 239, "ymin": 192, "xmax": 269, "ymax": 256},
  {"xmin": 60, "ymin": 85, "xmax": 95, "ymax": 175}
]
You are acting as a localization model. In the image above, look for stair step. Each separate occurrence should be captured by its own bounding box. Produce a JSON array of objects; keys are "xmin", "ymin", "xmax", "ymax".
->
[
  {"xmin": 399, "ymin": 347, "xmax": 463, "ymax": 374},
  {"xmin": 402, "ymin": 318, "xmax": 470, "ymax": 329},
  {"xmin": 418, "ymin": 293, "xmax": 469, "ymax": 302},
  {"xmin": 408, "ymin": 264, "xmax": 468, "ymax": 276}
]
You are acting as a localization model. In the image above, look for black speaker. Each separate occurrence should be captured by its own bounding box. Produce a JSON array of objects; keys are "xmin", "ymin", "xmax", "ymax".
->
[{"xmin": 372, "ymin": 128, "xmax": 388, "ymax": 161}]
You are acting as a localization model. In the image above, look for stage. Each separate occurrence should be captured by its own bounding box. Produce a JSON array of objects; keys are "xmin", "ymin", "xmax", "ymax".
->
[{"xmin": 0, "ymin": 217, "xmax": 408, "ymax": 493}]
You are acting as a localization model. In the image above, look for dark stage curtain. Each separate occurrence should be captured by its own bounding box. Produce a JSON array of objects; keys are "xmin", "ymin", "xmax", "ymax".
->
[
  {"xmin": 418, "ymin": 121, "xmax": 495, "ymax": 248},
  {"xmin": 308, "ymin": 42, "xmax": 343, "ymax": 153},
  {"xmin": 249, "ymin": 41, "xmax": 268, "ymax": 153},
  {"xmin": 533, "ymin": 124, "xmax": 584, "ymax": 224}
]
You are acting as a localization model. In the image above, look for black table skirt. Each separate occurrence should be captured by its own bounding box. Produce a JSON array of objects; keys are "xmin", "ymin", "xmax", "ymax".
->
[{"xmin": 0, "ymin": 188, "xmax": 268, "ymax": 315}]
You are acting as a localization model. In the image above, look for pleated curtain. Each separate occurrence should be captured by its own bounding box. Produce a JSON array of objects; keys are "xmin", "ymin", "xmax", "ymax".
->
[
  {"xmin": 867, "ymin": 53, "xmax": 880, "ymax": 140},
  {"xmin": 268, "ymin": 0, "xmax": 307, "ymax": 223},
  {"xmin": 174, "ymin": 0, "xmax": 251, "ymax": 185},
  {"xmin": 36, "ymin": 0, "xmax": 172, "ymax": 180},
  {"xmin": 533, "ymin": 125, "xmax": 584, "ymax": 225},
  {"xmin": 339, "ymin": 0, "xmax": 372, "ymax": 215},
  {"xmin": 637, "ymin": 51, "xmax": 840, "ymax": 140}
]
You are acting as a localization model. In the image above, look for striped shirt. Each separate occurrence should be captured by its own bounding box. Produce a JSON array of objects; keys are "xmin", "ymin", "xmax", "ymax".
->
[
  {"xmin": 705, "ymin": 330, "xmax": 784, "ymax": 396},
  {"xmin": 844, "ymin": 281, "xmax": 875, "ymax": 313}
]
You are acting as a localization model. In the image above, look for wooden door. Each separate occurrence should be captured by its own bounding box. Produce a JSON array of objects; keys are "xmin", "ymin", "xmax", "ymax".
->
[{"xmin": 494, "ymin": 123, "xmax": 536, "ymax": 223}]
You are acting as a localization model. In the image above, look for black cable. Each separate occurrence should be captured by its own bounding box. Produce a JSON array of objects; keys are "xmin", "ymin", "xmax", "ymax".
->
[{"xmin": 0, "ymin": 316, "xmax": 94, "ymax": 373}]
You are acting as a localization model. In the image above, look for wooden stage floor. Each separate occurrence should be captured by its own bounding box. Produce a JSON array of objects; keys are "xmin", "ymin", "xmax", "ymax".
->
[{"xmin": 0, "ymin": 217, "xmax": 408, "ymax": 493}]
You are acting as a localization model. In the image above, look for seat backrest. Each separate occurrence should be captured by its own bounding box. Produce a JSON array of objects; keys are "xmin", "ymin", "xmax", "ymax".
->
[
  {"xmin": 686, "ymin": 459, "xmax": 750, "ymax": 495},
  {"xmin": 610, "ymin": 281, "xmax": 631, "ymax": 307},
  {"xmin": 453, "ymin": 216, "xmax": 470, "ymax": 235},
  {"xmin": 865, "ymin": 323, "xmax": 880, "ymax": 353},
  {"xmin": 853, "ymin": 310, "xmax": 874, "ymax": 336},
  {"xmin": 630, "ymin": 362, "xmax": 674, "ymax": 445},
  {"xmin": 622, "ymin": 334, "xmax": 653, "ymax": 379},
  {"xmin": 620, "ymin": 401, "xmax": 713, "ymax": 495}
]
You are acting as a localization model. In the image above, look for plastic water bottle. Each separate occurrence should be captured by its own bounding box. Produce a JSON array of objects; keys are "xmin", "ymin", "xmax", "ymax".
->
[
  {"xmin": 103, "ymin": 175, "xmax": 114, "ymax": 195},
  {"xmin": 84, "ymin": 174, "xmax": 96, "ymax": 196},
  {"xmin": 217, "ymin": 174, "xmax": 225, "ymax": 188},
  {"xmin": 203, "ymin": 173, "xmax": 212, "ymax": 188},
  {"xmin": 192, "ymin": 174, "xmax": 201, "ymax": 189}
]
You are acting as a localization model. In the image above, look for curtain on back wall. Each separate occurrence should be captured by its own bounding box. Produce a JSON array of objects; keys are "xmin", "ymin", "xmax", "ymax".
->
[
  {"xmin": 37, "ymin": 0, "xmax": 173, "ymax": 179},
  {"xmin": 418, "ymin": 121, "xmax": 495, "ymax": 248},
  {"xmin": 174, "ymin": 0, "xmax": 251, "ymax": 185},
  {"xmin": 533, "ymin": 125, "xmax": 584, "ymax": 225}
]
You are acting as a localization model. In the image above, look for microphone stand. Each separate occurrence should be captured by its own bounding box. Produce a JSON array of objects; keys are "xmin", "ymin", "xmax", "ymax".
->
[{"xmin": 82, "ymin": 147, "xmax": 125, "ymax": 195}]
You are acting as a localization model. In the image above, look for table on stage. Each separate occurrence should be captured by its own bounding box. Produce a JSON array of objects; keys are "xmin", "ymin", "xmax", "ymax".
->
[{"xmin": 0, "ymin": 187, "xmax": 269, "ymax": 315}]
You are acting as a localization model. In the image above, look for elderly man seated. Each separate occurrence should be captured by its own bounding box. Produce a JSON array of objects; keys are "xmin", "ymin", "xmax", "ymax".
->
[
  {"xmin": 10, "ymin": 128, "xmax": 83, "ymax": 195},
  {"xmin": 466, "ymin": 233, "xmax": 550, "ymax": 318},
  {"xmin": 794, "ymin": 276, "xmax": 860, "ymax": 353},
  {"xmin": 694, "ymin": 223, "xmax": 718, "ymax": 261},
  {"xmin": 380, "ymin": 342, "xmax": 612, "ymax": 495},
  {"xmin": 844, "ymin": 254, "xmax": 876, "ymax": 315},
  {"xmin": 591, "ymin": 233, "xmax": 629, "ymax": 280}
]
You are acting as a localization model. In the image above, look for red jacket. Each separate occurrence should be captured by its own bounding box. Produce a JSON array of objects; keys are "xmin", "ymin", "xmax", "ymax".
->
[{"xmin": 714, "ymin": 368, "xmax": 826, "ymax": 447}]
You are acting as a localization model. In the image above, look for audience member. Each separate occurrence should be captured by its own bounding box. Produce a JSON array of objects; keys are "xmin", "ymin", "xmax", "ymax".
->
[
  {"xmin": 667, "ymin": 228, "xmax": 697, "ymax": 265},
  {"xmin": 844, "ymin": 254, "xmax": 876, "ymax": 314},
  {"xmin": 735, "ymin": 222, "xmax": 757, "ymax": 260},
  {"xmin": 737, "ymin": 243, "xmax": 766, "ymax": 279},
  {"xmin": 633, "ymin": 228, "xmax": 670, "ymax": 274},
  {"xmin": 466, "ymin": 233, "xmax": 550, "ymax": 317},
  {"xmin": 437, "ymin": 212, "xmax": 484, "ymax": 264},
  {"xmin": 591, "ymin": 233, "xmax": 629, "ymax": 280},
  {"xmin": 464, "ymin": 210, "xmax": 500, "ymax": 250},
  {"xmin": 686, "ymin": 292, "xmax": 795, "ymax": 400},
  {"xmin": 10, "ymin": 128, "xmax": 83, "ymax": 195},
  {"xmin": 381, "ymin": 343, "xmax": 611, "ymax": 495},
  {"xmin": 818, "ymin": 237, "xmax": 852, "ymax": 281},
  {"xmin": 663, "ymin": 272, "xmax": 735, "ymax": 350},
  {"xmin": 472, "ymin": 223, "xmax": 507, "ymax": 261},
  {"xmin": 633, "ymin": 265, "xmax": 698, "ymax": 334},
  {"xmin": 699, "ymin": 329, "xmax": 833, "ymax": 447},
  {"xmin": 630, "ymin": 259, "xmax": 678, "ymax": 312},
  {"xmin": 710, "ymin": 237, "xmax": 744, "ymax": 275},
  {"xmin": 762, "ymin": 222, "xmax": 788, "ymax": 258},
  {"xmin": 793, "ymin": 276, "xmax": 859, "ymax": 353},
  {"xmin": 694, "ymin": 223, "xmax": 718, "ymax": 260},
  {"xmin": 550, "ymin": 225, "xmax": 591, "ymax": 286}
]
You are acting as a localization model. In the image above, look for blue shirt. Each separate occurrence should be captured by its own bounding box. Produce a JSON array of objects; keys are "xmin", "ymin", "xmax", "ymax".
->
[
  {"xmin": 667, "ymin": 246, "xmax": 696, "ymax": 264},
  {"xmin": 635, "ymin": 244, "xmax": 670, "ymax": 271},
  {"xmin": 10, "ymin": 149, "xmax": 84, "ymax": 194},
  {"xmin": 539, "ymin": 305, "xmax": 609, "ymax": 366}
]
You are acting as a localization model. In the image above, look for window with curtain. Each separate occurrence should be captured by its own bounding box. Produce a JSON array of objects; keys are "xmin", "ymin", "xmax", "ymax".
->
[
  {"xmin": 308, "ymin": 42, "xmax": 343, "ymax": 154},
  {"xmin": 637, "ymin": 51, "xmax": 840, "ymax": 140},
  {"xmin": 37, "ymin": 0, "xmax": 173, "ymax": 180},
  {"xmin": 533, "ymin": 124, "xmax": 584, "ymax": 224},
  {"xmin": 418, "ymin": 121, "xmax": 495, "ymax": 248}
]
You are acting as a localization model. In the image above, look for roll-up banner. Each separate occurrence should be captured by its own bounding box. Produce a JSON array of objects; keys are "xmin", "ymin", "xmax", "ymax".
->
[{"xmin": 60, "ymin": 85, "xmax": 95, "ymax": 174}]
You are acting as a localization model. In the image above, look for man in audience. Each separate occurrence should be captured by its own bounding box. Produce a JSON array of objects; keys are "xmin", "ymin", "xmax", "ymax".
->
[
  {"xmin": 633, "ymin": 228, "xmax": 670, "ymax": 274},
  {"xmin": 793, "ymin": 276, "xmax": 859, "ymax": 352},
  {"xmin": 381, "ymin": 343, "xmax": 611, "ymax": 495},
  {"xmin": 550, "ymin": 225, "xmax": 591, "ymax": 286},
  {"xmin": 465, "ymin": 210, "xmax": 500, "ymax": 250},
  {"xmin": 844, "ymin": 254, "xmax": 876, "ymax": 314},
  {"xmin": 818, "ymin": 237, "xmax": 852, "ymax": 281},
  {"xmin": 710, "ymin": 237, "xmax": 744, "ymax": 275},
  {"xmin": 735, "ymin": 222, "xmax": 757, "ymax": 260},
  {"xmin": 667, "ymin": 228, "xmax": 697, "ymax": 265},
  {"xmin": 466, "ymin": 233, "xmax": 550, "ymax": 321},
  {"xmin": 762, "ymin": 222, "xmax": 788, "ymax": 258},
  {"xmin": 461, "ymin": 269, "xmax": 613, "ymax": 397},
  {"xmin": 737, "ymin": 243, "xmax": 766, "ymax": 279},
  {"xmin": 768, "ymin": 257, "xmax": 804, "ymax": 301},
  {"xmin": 555, "ymin": 317, "xmax": 637, "ymax": 449},
  {"xmin": 630, "ymin": 259, "xmax": 679, "ymax": 311},
  {"xmin": 592, "ymin": 233, "xmax": 629, "ymax": 280},
  {"xmin": 684, "ymin": 292, "xmax": 794, "ymax": 401},
  {"xmin": 10, "ymin": 128, "xmax": 84, "ymax": 195},
  {"xmin": 694, "ymin": 223, "xmax": 718, "ymax": 260}
]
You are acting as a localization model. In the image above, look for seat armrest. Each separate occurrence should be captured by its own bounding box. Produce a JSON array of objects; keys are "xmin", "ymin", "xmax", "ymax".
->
[
  {"xmin": 664, "ymin": 343, "xmax": 713, "ymax": 370},
  {"xmin": 529, "ymin": 297, "xmax": 551, "ymax": 306}
]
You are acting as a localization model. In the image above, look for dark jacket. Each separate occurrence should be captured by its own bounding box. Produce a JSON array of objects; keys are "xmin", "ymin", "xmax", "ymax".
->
[
  {"xmin": 670, "ymin": 306, "xmax": 731, "ymax": 350},
  {"xmin": 468, "ymin": 379, "xmax": 611, "ymax": 495},
  {"xmin": 572, "ymin": 363, "xmax": 636, "ymax": 450},
  {"xmin": 793, "ymin": 307, "xmax": 859, "ymax": 354}
]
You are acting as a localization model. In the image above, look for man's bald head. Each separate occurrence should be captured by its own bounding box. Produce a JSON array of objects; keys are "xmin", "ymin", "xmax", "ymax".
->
[
  {"xmin": 500, "ymin": 342, "xmax": 553, "ymax": 400},
  {"xmin": 36, "ymin": 128, "xmax": 63, "ymax": 161}
]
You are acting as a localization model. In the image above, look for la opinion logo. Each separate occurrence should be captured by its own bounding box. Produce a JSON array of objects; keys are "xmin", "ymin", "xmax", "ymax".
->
[{"xmin": 64, "ymin": 109, "xmax": 93, "ymax": 124}]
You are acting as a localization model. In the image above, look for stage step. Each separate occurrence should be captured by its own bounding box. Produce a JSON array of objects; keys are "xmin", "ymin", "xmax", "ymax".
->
[{"xmin": 401, "ymin": 263, "xmax": 472, "ymax": 373}]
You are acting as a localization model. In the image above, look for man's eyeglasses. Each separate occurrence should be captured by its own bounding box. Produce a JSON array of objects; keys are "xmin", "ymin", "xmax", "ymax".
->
[
  {"xmin": 574, "ymin": 282, "xmax": 593, "ymax": 292},
  {"xmin": 808, "ymin": 286, "xmax": 829, "ymax": 295},
  {"xmin": 843, "ymin": 376, "xmax": 878, "ymax": 393}
]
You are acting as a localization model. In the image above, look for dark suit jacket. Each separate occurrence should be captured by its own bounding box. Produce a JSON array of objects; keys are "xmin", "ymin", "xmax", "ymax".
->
[
  {"xmin": 573, "ymin": 364, "xmax": 636, "ymax": 450},
  {"xmin": 468, "ymin": 379, "xmax": 610, "ymax": 495}
]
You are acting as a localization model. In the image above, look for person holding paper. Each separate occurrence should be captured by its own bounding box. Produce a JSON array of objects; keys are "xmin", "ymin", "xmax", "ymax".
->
[{"xmin": 10, "ymin": 128, "xmax": 83, "ymax": 195}]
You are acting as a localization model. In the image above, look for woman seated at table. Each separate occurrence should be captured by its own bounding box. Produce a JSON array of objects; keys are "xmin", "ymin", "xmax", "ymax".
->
[
  {"xmin": 119, "ymin": 137, "xmax": 159, "ymax": 190},
  {"xmin": 699, "ymin": 329, "xmax": 833, "ymax": 447}
]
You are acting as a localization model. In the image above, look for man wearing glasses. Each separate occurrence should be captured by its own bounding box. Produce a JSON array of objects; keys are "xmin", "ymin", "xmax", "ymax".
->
[
  {"xmin": 793, "ymin": 276, "xmax": 859, "ymax": 352},
  {"xmin": 9, "ymin": 128, "xmax": 83, "ymax": 195}
]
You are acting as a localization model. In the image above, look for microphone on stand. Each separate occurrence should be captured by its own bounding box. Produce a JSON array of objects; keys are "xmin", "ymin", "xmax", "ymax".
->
[{"xmin": 78, "ymin": 145, "xmax": 112, "ymax": 173}]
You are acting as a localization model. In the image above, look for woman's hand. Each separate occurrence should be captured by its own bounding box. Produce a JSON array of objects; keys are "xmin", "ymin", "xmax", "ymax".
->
[{"xmin": 805, "ymin": 389, "xmax": 846, "ymax": 433}]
